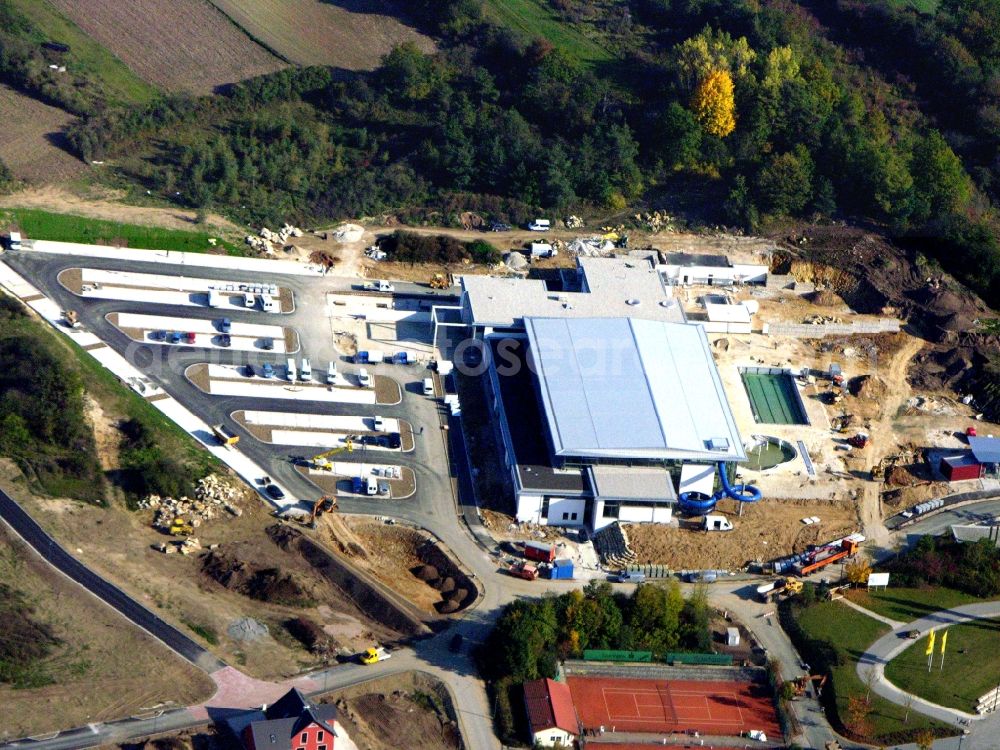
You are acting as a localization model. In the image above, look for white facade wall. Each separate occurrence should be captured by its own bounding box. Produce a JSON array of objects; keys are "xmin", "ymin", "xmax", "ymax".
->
[
  {"xmin": 591, "ymin": 500, "xmax": 673, "ymax": 530},
  {"xmin": 665, "ymin": 263, "xmax": 768, "ymax": 286},
  {"xmin": 516, "ymin": 494, "xmax": 544, "ymax": 524},
  {"xmin": 731, "ymin": 264, "xmax": 768, "ymax": 284},
  {"xmin": 547, "ymin": 497, "xmax": 587, "ymax": 525},
  {"xmin": 532, "ymin": 728, "xmax": 574, "ymax": 747},
  {"xmin": 695, "ymin": 321, "xmax": 753, "ymax": 334}
]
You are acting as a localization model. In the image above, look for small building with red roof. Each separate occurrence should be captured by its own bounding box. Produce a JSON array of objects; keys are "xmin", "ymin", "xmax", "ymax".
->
[{"xmin": 523, "ymin": 677, "xmax": 579, "ymax": 747}]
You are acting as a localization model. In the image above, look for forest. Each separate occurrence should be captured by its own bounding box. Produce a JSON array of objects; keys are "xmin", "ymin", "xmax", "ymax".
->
[{"xmin": 2, "ymin": 1, "xmax": 1000, "ymax": 305}]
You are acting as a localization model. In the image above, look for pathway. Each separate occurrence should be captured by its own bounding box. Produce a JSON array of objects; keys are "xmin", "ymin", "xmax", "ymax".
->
[{"xmin": 841, "ymin": 597, "xmax": 905, "ymax": 628}]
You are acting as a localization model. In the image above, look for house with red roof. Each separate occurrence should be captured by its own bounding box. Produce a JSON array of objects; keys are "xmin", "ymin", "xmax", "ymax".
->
[
  {"xmin": 523, "ymin": 678, "xmax": 579, "ymax": 747},
  {"xmin": 241, "ymin": 688, "xmax": 339, "ymax": 750}
]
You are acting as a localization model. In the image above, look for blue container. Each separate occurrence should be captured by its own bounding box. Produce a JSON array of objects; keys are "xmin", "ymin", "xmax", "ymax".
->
[{"xmin": 549, "ymin": 559, "xmax": 574, "ymax": 580}]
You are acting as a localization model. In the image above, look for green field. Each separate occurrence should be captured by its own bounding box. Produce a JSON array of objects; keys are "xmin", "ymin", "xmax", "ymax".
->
[
  {"xmin": 2, "ymin": 209, "xmax": 239, "ymax": 254},
  {"xmin": 6, "ymin": 0, "xmax": 158, "ymax": 106},
  {"xmin": 886, "ymin": 618, "xmax": 1000, "ymax": 711},
  {"xmin": 741, "ymin": 371, "xmax": 808, "ymax": 425},
  {"xmin": 846, "ymin": 587, "xmax": 983, "ymax": 623},
  {"xmin": 795, "ymin": 601, "xmax": 947, "ymax": 740},
  {"xmin": 885, "ymin": 0, "xmax": 939, "ymax": 13},
  {"xmin": 483, "ymin": 0, "xmax": 613, "ymax": 65}
]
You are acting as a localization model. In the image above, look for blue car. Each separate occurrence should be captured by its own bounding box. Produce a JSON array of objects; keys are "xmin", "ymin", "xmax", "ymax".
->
[
  {"xmin": 261, "ymin": 362, "xmax": 274, "ymax": 378},
  {"xmin": 168, "ymin": 331, "xmax": 182, "ymax": 344},
  {"xmin": 352, "ymin": 477, "xmax": 363, "ymax": 494},
  {"xmin": 219, "ymin": 318, "xmax": 232, "ymax": 333},
  {"xmin": 149, "ymin": 330, "xmax": 166, "ymax": 341}
]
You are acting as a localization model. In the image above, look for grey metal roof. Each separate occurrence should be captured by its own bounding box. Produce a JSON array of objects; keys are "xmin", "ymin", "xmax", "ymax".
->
[
  {"xmin": 663, "ymin": 252, "xmax": 731, "ymax": 268},
  {"xmin": 460, "ymin": 255, "xmax": 685, "ymax": 329},
  {"xmin": 524, "ymin": 317, "xmax": 745, "ymax": 462},
  {"xmin": 588, "ymin": 465, "xmax": 677, "ymax": 501},
  {"xmin": 969, "ymin": 436, "xmax": 1000, "ymax": 463}
]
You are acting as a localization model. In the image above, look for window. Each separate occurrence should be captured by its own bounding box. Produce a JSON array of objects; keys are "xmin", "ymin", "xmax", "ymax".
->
[
  {"xmin": 317, "ymin": 732, "xmax": 324, "ymax": 742},
  {"xmin": 603, "ymin": 502, "xmax": 620, "ymax": 518},
  {"xmin": 571, "ymin": 512, "xmax": 578, "ymax": 520},
  {"xmin": 561, "ymin": 512, "xmax": 569, "ymax": 520},
  {"xmin": 318, "ymin": 745, "xmax": 326, "ymax": 750},
  {"xmin": 301, "ymin": 733, "xmax": 307, "ymax": 743}
]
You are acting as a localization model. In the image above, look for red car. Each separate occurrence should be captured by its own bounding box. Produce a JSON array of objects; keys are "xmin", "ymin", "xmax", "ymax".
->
[{"xmin": 185, "ymin": 331, "xmax": 196, "ymax": 344}]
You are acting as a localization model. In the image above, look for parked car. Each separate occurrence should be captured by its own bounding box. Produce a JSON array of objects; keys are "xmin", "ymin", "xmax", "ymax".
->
[
  {"xmin": 611, "ymin": 571, "xmax": 646, "ymax": 584},
  {"xmin": 168, "ymin": 331, "xmax": 182, "ymax": 344},
  {"xmin": 244, "ymin": 364, "xmax": 255, "ymax": 377},
  {"xmin": 243, "ymin": 293, "xmax": 256, "ymax": 308},
  {"xmin": 219, "ymin": 318, "xmax": 231, "ymax": 333},
  {"xmin": 352, "ymin": 477, "xmax": 364, "ymax": 494},
  {"xmin": 527, "ymin": 218, "xmax": 551, "ymax": 231},
  {"xmin": 149, "ymin": 330, "xmax": 166, "ymax": 341},
  {"xmin": 489, "ymin": 221, "xmax": 512, "ymax": 232},
  {"xmin": 184, "ymin": 331, "xmax": 196, "ymax": 344},
  {"xmin": 388, "ymin": 432, "xmax": 401, "ymax": 449},
  {"xmin": 358, "ymin": 368, "xmax": 372, "ymax": 387},
  {"xmin": 260, "ymin": 337, "xmax": 274, "ymax": 350},
  {"xmin": 218, "ymin": 334, "xmax": 232, "ymax": 347},
  {"xmin": 265, "ymin": 484, "xmax": 285, "ymax": 500}
]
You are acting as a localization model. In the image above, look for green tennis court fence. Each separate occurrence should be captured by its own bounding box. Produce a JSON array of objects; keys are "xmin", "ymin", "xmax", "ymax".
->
[
  {"xmin": 666, "ymin": 652, "xmax": 733, "ymax": 666},
  {"xmin": 583, "ymin": 649, "xmax": 653, "ymax": 662}
]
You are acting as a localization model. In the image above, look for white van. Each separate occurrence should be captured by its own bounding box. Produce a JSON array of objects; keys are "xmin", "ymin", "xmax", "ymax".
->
[
  {"xmin": 299, "ymin": 358, "xmax": 311, "ymax": 381},
  {"xmin": 243, "ymin": 292, "xmax": 256, "ymax": 309},
  {"xmin": 358, "ymin": 368, "xmax": 372, "ymax": 387},
  {"xmin": 527, "ymin": 219, "xmax": 551, "ymax": 231},
  {"xmin": 423, "ymin": 377, "xmax": 435, "ymax": 396},
  {"xmin": 366, "ymin": 476, "xmax": 378, "ymax": 495},
  {"xmin": 326, "ymin": 361, "xmax": 337, "ymax": 385},
  {"xmin": 373, "ymin": 415, "xmax": 385, "ymax": 432},
  {"xmin": 260, "ymin": 293, "xmax": 278, "ymax": 313},
  {"xmin": 286, "ymin": 357, "xmax": 297, "ymax": 381}
]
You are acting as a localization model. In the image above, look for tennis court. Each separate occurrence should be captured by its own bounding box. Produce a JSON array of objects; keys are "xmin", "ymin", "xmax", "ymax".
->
[
  {"xmin": 740, "ymin": 371, "xmax": 809, "ymax": 425},
  {"xmin": 566, "ymin": 676, "xmax": 781, "ymax": 737}
]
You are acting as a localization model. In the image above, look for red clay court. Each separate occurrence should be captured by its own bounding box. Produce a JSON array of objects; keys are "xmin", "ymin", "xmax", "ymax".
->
[{"xmin": 566, "ymin": 676, "xmax": 781, "ymax": 738}]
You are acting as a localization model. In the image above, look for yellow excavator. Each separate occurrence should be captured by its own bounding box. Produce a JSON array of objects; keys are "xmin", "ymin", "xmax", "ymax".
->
[
  {"xmin": 311, "ymin": 438, "xmax": 355, "ymax": 471},
  {"xmin": 169, "ymin": 517, "xmax": 194, "ymax": 536},
  {"xmin": 429, "ymin": 273, "xmax": 452, "ymax": 290},
  {"xmin": 309, "ymin": 495, "xmax": 338, "ymax": 527}
]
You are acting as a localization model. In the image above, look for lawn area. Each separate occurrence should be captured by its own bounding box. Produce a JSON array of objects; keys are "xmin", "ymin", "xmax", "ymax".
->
[
  {"xmin": 2, "ymin": 208, "xmax": 239, "ymax": 254},
  {"xmin": 845, "ymin": 586, "xmax": 983, "ymax": 623},
  {"xmin": 792, "ymin": 601, "xmax": 948, "ymax": 742},
  {"xmin": 483, "ymin": 0, "xmax": 613, "ymax": 66},
  {"xmin": 7, "ymin": 0, "xmax": 158, "ymax": 106},
  {"xmin": 885, "ymin": 618, "xmax": 1000, "ymax": 712}
]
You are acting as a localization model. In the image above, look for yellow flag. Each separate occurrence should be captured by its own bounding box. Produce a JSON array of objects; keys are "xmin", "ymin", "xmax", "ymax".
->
[
  {"xmin": 940, "ymin": 630, "xmax": 948, "ymax": 655},
  {"xmin": 925, "ymin": 628, "xmax": 936, "ymax": 656}
]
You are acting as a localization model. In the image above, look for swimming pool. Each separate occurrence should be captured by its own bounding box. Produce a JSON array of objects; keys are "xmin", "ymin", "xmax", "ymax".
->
[
  {"xmin": 740, "ymin": 367, "xmax": 810, "ymax": 425},
  {"xmin": 744, "ymin": 435, "xmax": 798, "ymax": 470}
]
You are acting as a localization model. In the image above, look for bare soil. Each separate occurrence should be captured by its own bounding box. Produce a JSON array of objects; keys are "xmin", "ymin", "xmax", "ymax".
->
[
  {"xmin": 319, "ymin": 515, "xmax": 474, "ymax": 615},
  {"xmin": 0, "ymin": 460, "xmax": 400, "ymax": 680},
  {"xmin": 0, "ymin": 519, "xmax": 214, "ymax": 737},
  {"xmin": 208, "ymin": 0, "xmax": 434, "ymax": 70},
  {"xmin": 47, "ymin": 0, "xmax": 285, "ymax": 93},
  {"xmin": 321, "ymin": 671, "xmax": 461, "ymax": 750},
  {"xmin": 0, "ymin": 85, "xmax": 85, "ymax": 184},
  {"xmin": 625, "ymin": 498, "xmax": 861, "ymax": 570}
]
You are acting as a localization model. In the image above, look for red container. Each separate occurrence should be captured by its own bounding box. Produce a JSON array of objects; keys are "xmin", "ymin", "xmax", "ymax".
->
[{"xmin": 523, "ymin": 542, "xmax": 555, "ymax": 562}]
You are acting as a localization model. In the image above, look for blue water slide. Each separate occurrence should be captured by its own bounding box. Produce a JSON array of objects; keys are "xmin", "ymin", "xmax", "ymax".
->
[
  {"xmin": 713, "ymin": 461, "xmax": 763, "ymax": 503},
  {"xmin": 677, "ymin": 491, "xmax": 716, "ymax": 515}
]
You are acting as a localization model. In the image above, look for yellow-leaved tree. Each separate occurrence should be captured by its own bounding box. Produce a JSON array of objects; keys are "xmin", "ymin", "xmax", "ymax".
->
[{"xmin": 690, "ymin": 68, "xmax": 736, "ymax": 138}]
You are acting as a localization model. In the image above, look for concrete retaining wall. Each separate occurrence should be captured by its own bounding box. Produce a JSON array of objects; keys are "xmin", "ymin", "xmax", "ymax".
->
[{"xmin": 763, "ymin": 319, "xmax": 900, "ymax": 337}]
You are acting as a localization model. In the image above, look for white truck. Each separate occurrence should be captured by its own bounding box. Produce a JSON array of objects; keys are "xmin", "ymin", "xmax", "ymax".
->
[
  {"xmin": 704, "ymin": 514, "xmax": 734, "ymax": 532},
  {"xmin": 7, "ymin": 232, "xmax": 22, "ymax": 250},
  {"xmin": 363, "ymin": 280, "xmax": 394, "ymax": 293}
]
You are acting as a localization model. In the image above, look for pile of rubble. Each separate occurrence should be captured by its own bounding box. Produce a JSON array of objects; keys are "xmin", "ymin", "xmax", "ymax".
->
[
  {"xmin": 138, "ymin": 474, "xmax": 245, "ymax": 531},
  {"xmin": 632, "ymin": 211, "xmax": 676, "ymax": 233},
  {"xmin": 155, "ymin": 537, "xmax": 212, "ymax": 555},
  {"xmin": 804, "ymin": 314, "xmax": 844, "ymax": 325},
  {"xmin": 245, "ymin": 223, "xmax": 304, "ymax": 255},
  {"xmin": 564, "ymin": 215, "xmax": 584, "ymax": 229}
]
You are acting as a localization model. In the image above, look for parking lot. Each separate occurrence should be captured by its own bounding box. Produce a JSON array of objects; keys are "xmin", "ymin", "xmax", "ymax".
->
[
  {"xmin": 185, "ymin": 363, "xmax": 403, "ymax": 404},
  {"xmin": 295, "ymin": 461, "xmax": 416, "ymax": 500},
  {"xmin": 232, "ymin": 410, "xmax": 413, "ymax": 452},
  {"xmin": 58, "ymin": 267, "xmax": 294, "ymax": 312},
  {"xmin": 107, "ymin": 311, "xmax": 296, "ymax": 352}
]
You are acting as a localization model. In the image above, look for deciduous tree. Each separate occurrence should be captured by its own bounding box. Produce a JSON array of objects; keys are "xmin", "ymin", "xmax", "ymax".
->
[{"xmin": 691, "ymin": 69, "xmax": 736, "ymax": 138}]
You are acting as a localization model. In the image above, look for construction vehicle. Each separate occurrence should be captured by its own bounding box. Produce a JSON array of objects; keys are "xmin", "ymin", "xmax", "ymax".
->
[
  {"xmin": 309, "ymin": 495, "xmax": 337, "ymax": 527},
  {"xmin": 507, "ymin": 561, "xmax": 539, "ymax": 580},
  {"xmin": 169, "ymin": 517, "xmax": 194, "ymax": 536},
  {"xmin": 756, "ymin": 577, "xmax": 804, "ymax": 602},
  {"xmin": 429, "ymin": 273, "xmax": 452, "ymax": 290},
  {"xmin": 211, "ymin": 423, "xmax": 240, "ymax": 446},
  {"xmin": 796, "ymin": 538, "xmax": 860, "ymax": 576},
  {"xmin": 311, "ymin": 438, "xmax": 354, "ymax": 470},
  {"xmin": 790, "ymin": 673, "xmax": 827, "ymax": 698},
  {"xmin": 360, "ymin": 646, "xmax": 392, "ymax": 665},
  {"xmin": 848, "ymin": 432, "xmax": 870, "ymax": 449},
  {"xmin": 62, "ymin": 310, "xmax": 80, "ymax": 328}
]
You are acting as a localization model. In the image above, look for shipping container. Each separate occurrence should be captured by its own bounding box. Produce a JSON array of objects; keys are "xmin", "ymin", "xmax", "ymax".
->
[
  {"xmin": 523, "ymin": 541, "xmax": 555, "ymax": 562},
  {"xmin": 547, "ymin": 559, "xmax": 574, "ymax": 580}
]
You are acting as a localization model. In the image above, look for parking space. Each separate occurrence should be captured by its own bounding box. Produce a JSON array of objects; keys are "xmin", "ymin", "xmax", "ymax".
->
[
  {"xmin": 232, "ymin": 410, "xmax": 413, "ymax": 451},
  {"xmin": 295, "ymin": 461, "xmax": 416, "ymax": 500},
  {"xmin": 107, "ymin": 312, "xmax": 295, "ymax": 353},
  {"xmin": 58, "ymin": 267, "xmax": 294, "ymax": 312},
  {"xmin": 185, "ymin": 363, "xmax": 402, "ymax": 405}
]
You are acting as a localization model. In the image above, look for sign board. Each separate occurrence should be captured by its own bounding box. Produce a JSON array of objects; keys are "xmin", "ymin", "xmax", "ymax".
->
[{"xmin": 868, "ymin": 572, "xmax": 890, "ymax": 588}]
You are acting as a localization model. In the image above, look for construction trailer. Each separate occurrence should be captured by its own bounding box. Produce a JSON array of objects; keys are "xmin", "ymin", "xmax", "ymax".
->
[
  {"xmin": 546, "ymin": 559, "xmax": 574, "ymax": 580},
  {"xmin": 796, "ymin": 538, "xmax": 859, "ymax": 576},
  {"xmin": 523, "ymin": 541, "xmax": 556, "ymax": 563}
]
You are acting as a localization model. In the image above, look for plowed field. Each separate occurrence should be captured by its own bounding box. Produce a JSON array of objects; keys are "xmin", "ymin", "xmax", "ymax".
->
[
  {"xmin": 0, "ymin": 86, "xmax": 85, "ymax": 183},
  {"xmin": 47, "ymin": 0, "xmax": 285, "ymax": 93},
  {"xmin": 209, "ymin": 0, "xmax": 434, "ymax": 69}
]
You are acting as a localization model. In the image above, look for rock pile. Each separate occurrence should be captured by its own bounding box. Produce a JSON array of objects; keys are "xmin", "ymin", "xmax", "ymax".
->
[
  {"xmin": 245, "ymin": 223, "xmax": 304, "ymax": 255},
  {"xmin": 564, "ymin": 215, "xmax": 584, "ymax": 229},
  {"xmin": 227, "ymin": 616, "xmax": 270, "ymax": 642},
  {"xmin": 139, "ymin": 474, "xmax": 244, "ymax": 531},
  {"xmin": 593, "ymin": 522, "xmax": 637, "ymax": 568},
  {"xmin": 633, "ymin": 211, "xmax": 676, "ymax": 233}
]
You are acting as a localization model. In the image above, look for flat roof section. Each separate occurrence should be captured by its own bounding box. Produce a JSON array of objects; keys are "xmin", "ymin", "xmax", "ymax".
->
[
  {"xmin": 588, "ymin": 465, "xmax": 676, "ymax": 502},
  {"xmin": 490, "ymin": 337, "xmax": 586, "ymax": 494},
  {"xmin": 662, "ymin": 251, "xmax": 731, "ymax": 267},
  {"xmin": 525, "ymin": 317, "xmax": 746, "ymax": 462},
  {"xmin": 461, "ymin": 254, "xmax": 685, "ymax": 330}
]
